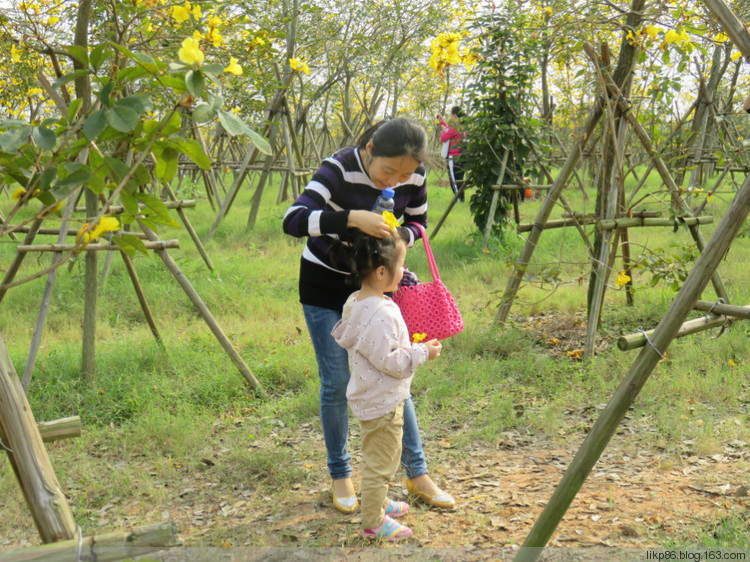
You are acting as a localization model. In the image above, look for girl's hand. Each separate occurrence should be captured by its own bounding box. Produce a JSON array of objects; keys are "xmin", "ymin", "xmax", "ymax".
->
[
  {"xmin": 348, "ymin": 210, "xmax": 392, "ymax": 238},
  {"xmin": 425, "ymin": 339, "xmax": 442, "ymax": 360}
]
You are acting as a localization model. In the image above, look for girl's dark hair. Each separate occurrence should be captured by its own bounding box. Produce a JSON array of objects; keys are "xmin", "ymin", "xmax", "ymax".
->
[
  {"xmin": 356, "ymin": 117, "xmax": 428, "ymax": 163},
  {"xmin": 451, "ymin": 106, "xmax": 464, "ymax": 119},
  {"xmin": 346, "ymin": 228, "xmax": 409, "ymax": 287}
]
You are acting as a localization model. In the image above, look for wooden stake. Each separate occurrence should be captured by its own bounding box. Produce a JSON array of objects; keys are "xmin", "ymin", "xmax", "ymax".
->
[
  {"xmin": 120, "ymin": 250, "xmax": 164, "ymax": 349},
  {"xmin": 0, "ymin": 334, "xmax": 76, "ymax": 543},
  {"xmin": 514, "ymin": 170, "xmax": 750, "ymax": 562},
  {"xmin": 37, "ymin": 416, "xmax": 81, "ymax": 443},
  {"xmin": 139, "ymin": 224, "xmax": 264, "ymax": 394}
]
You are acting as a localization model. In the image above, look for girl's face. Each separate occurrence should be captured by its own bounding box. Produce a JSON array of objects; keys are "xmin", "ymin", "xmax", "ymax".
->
[
  {"xmin": 364, "ymin": 140, "xmax": 419, "ymax": 190},
  {"xmin": 383, "ymin": 241, "xmax": 406, "ymax": 293}
]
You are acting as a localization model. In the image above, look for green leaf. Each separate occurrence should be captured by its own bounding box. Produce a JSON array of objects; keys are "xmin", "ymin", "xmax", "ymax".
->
[
  {"xmin": 107, "ymin": 104, "xmax": 139, "ymax": 132},
  {"xmin": 84, "ymin": 109, "xmax": 109, "ymax": 140},
  {"xmin": 112, "ymin": 234, "xmax": 148, "ymax": 257},
  {"xmin": 100, "ymin": 81, "xmax": 115, "ymax": 107},
  {"xmin": 217, "ymin": 110, "xmax": 272, "ymax": 154},
  {"xmin": 154, "ymin": 146, "xmax": 179, "ymax": 182},
  {"xmin": 39, "ymin": 166, "xmax": 57, "ymax": 191},
  {"xmin": 121, "ymin": 192, "xmax": 139, "ymax": 215},
  {"xmin": 66, "ymin": 45, "xmax": 89, "ymax": 68},
  {"xmin": 51, "ymin": 69, "xmax": 90, "ymax": 91},
  {"xmin": 0, "ymin": 126, "xmax": 30, "ymax": 154},
  {"xmin": 67, "ymin": 98, "xmax": 83, "ymax": 124},
  {"xmin": 57, "ymin": 162, "xmax": 92, "ymax": 188},
  {"xmin": 115, "ymin": 95, "xmax": 153, "ymax": 115},
  {"xmin": 32, "ymin": 126, "xmax": 56, "ymax": 150},
  {"xmin": 185, "ymin": 70, "xmax": 206, "ymax": 97},
  {"xmin": 202, "ymin": 63, "xmax": 224, "ymax": 76},
  {"xmin": 137, "ymin": 192, "xmax": 181, "ymax": 229},
  {"xmin": 171, "ymin": 137, "xmax": 211, "ymax": 170},
  {"xmin": 192, "ymin": 103, "xmax": 216, "ymax": 123},
  {"xmin": 89, "ymin": 44, "xmax": 112, "ymax": 72}
]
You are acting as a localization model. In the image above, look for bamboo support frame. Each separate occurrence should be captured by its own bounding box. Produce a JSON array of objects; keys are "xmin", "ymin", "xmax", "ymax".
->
[
  {"xmin": 16, "ymin": 240, "xmax": 179, "ymax": 253},
  {"xmin": 515, "ymin": 170, "xmax": 750, "ymax": 562},
  {"xmin": 37, "ymin": 416, "xmax": 81, "ymax": 443},
  {"xmin": 0, "ymin": 521, "xmax": 179, "ymax": 562},
  {"xmin": 139, "ymin": 223, "xmax": 264, "ymax": 394},
  {"xmin": 74, "ymin": 200, "xmax": 196, "ymax": 214}
]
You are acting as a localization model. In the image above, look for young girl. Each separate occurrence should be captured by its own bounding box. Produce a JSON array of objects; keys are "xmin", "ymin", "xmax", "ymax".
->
[{"xmin": 331, "ymin": 229, "xmax": 442, "ymax": 541}]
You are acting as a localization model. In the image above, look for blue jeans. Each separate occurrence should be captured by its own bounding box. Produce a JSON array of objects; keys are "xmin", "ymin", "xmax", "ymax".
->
[{"xmin": 303, "ymin": 304, "xmax": 428, "ymax": 481}]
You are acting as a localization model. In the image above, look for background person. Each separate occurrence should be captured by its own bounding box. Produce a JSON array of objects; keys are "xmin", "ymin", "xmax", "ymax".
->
[{"xmin": 437, "ymin": 106, "xmax": 467, "ymax": 201}]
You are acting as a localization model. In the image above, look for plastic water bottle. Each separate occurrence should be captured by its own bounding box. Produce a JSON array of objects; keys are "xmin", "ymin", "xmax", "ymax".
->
[{"xmin": 372, "ymin": 188, "xmax": 395, "ymax": 213}]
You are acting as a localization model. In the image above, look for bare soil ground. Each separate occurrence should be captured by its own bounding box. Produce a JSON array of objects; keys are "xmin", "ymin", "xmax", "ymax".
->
[{"xmin": 2, "ymin": 315, "xmax": 750, "ymax": 559}]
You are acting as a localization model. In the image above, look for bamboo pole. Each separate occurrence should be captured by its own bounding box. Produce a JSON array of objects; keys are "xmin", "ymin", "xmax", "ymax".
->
[
  {"xmin": 161, "ymin": 181, "xmax": 214, "ymax": 272},
  {"xmin": 617, "ymin": 312, "xmax": 734, "ymax": 351},
  {"xmin": 694, "ymin": 300, "xmax": 750, "ymax": 318},
  {"xmin": 582, "ymin": 42, "xmax": 730, "ymax": 304},
  {"xmin": 701, "ymin": 0, "xmax": 750, "ymax": 61},
  {"xmin": 138, "ymin": 223, "xmax": 264, "ymax": 394},
  {"xmin": 0, "ymin": 333, "xmax": 77, "ymax": 543},
  {"xmin": 74, "ymin": 200, "xmax": 195, "ymax": 213},
  {"xmin": 17, "ymin": 240, "xmax": 179, "ymax": 253},
  {"xmin": 0, "ymin": 521, "xmax": 179, "ymax": 562},
  {"xmin": 120, "ymin": 250, "xmax": 164, "ymax": 349},
  {"xmin": 597, "ymin": 216, "xmax": 714, "ymax": 230},
  {"xmin": 0, "ymin": 219, "xmax": 42, "ymax": 306},
  {"xmin": 37, "ymin": 416, "xmax": 81, "ymax": 443},
  {"xmin": 516, "ymin": 217, "xmax": 598, "ymax": 233},
  {"xmin": 483, "ymin": 150, "xmax": 509, "ymax": 249},
  {"xmin": 496, "ymin": 97, "xmax": 605, "ymax": 324},
  {"xmin": 514, "ymin": 171, "xmax": 750, "ymax": 562}
]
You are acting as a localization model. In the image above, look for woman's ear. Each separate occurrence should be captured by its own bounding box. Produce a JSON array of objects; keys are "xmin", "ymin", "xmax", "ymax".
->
[{"xmin": 365, "ymin": 139, "xmax": 374, "ymax": 156}]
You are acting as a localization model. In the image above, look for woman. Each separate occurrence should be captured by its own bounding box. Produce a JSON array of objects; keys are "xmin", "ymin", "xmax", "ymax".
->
[
  {"xmin": 438, "ymin": 106, "xmax": 466, "ymax": 201},
  {"xmin": 283, "ymin": 117, "xmax": 455, "ymax": 514}
]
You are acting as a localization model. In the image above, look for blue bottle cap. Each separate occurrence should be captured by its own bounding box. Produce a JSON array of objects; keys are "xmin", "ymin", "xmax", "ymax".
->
[{"xmin": 382, "ymin": 188, "xmax": 395, "ymax": 198}]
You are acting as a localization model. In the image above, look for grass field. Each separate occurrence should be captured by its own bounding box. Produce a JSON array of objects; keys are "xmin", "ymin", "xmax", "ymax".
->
[{"xmin": 1, "ymin": 164, "xmax": 750, "ymax": 551}]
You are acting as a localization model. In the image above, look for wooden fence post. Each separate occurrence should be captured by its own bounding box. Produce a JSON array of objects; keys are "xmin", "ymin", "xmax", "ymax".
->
[{"xmin": 0, "ymin": 333, "xmax": 77, "ymax": 543}]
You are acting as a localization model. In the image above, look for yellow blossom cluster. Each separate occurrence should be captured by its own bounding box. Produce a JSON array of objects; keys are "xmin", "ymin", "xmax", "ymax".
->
[
  {"xmin": 76, "ymin": 217, "xmax": 121, "ymax": 245},
  {"xmin": 178, "ymin": 37, "xmax": 204, "ymax": 66},
  {"xmin": 428, "ymin": 32, "xmax": 477, "ymax": 77},
  {"xmin": 289, "ymin": 57, "xmax": 310, "ymax": 75},
  {"xmin": 171, "ymin": 1, "xmax": 202, "ymax": 24}
]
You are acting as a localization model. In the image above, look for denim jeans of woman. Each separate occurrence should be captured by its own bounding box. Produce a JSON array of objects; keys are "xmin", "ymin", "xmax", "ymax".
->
[{"xmin": 303, "ymin": 304, "xmax": 428, "ymax": 481}]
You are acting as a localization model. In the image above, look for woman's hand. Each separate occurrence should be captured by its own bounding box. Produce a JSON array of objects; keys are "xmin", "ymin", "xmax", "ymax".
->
[
  {"xmin": 425, "ymin": 339, "xmax": 442, "ymax": 360},
  {"xmin": 348, "ymin": 210, "xmax": 392, "ymax": 238}
]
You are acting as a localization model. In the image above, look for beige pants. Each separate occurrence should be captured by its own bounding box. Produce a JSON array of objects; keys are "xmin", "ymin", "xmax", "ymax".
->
[{"xmin": 359, "ymin": 401, "xmax": 405, "ymax": 529}]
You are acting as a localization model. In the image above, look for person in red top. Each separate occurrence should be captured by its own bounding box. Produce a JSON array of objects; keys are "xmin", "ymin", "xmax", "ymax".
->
[{"xmin": 437, "ymin": 106, "xmax": 466, "ymax": 201}]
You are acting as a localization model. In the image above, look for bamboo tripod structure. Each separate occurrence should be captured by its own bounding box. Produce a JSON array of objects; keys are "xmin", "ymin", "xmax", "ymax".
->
[{"xmin": 514, "ymin": 0, "xmax": 750, "ymax": 558}]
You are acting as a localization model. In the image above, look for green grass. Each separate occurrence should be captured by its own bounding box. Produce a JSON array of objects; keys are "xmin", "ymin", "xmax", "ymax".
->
[{"xmin": 2, "ymin": 165, "xmax": 750, "ymax": 547}]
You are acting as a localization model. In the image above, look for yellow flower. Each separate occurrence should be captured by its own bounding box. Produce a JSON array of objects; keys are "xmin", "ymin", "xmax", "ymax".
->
[
  {"xmin": 729, "ymin": 359, "xmax": 737, "ymax": 367},
  {"xmin": 11, "ymin": 187, "xmax": 26, "ymax": 200},
  {"xmin": 732, "ymin": 51, "xmax": 742, "ymax": 62},
  {"xmin": 288, "ymin": 58, "xmax": 309, "ymax": 75},
  {"xmin": 643, "ymin": 25, "xmax": 659, "ymax": 40},
  {"xmin": 76, "ymin": 216, "xmax": 120, "ymax": 245},
  {"xmin": 178, "ymin": 37, "xmax": 204, "ymax": 66},
  {"xmin": 11, "ymin": 44, "xmax": 21, "ymax": 63},
  {"xmin": 207, "ymin": 16, "xmax": 221, "ymax": 28},
  {"xmin": 47, "ymin": 16, "xmax": 59, "ymax": 25},
  {"xmin": 207, "ymin": 29, "xmax": 223, "ymax": 47},
  {"xmin": 382, "ymin": 211, "xmax": 399, "ymax": 232},
  {"xmin": 412, "ymin": 333, "xmax": 427, "ymax": 343},
  {"xmin": 190, "ymin": 4, "xmax": 202, "ymax": 18},
  {"xmin": 715, "ymin": 32, "xmax": 729, "ymax": 43},
  {"xmin": 664, "ymin": 29, "xmax": 681, "ymax": 45},
  {"xmin": 615, "ymin": 271, "xmax": 631, "ymax": 288},
  {"xmin": 224, "ymin": 57, "xmax": 242, "ymax": 75},
  {"xmin": 171, "ymin": 4, "xmax": 190, "ymax": 23}
]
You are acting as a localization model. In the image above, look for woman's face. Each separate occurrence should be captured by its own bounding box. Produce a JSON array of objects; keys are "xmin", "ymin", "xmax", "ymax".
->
[{"xmin": 365, "ymin": 140, "xmax": 419, "ymax": 190}]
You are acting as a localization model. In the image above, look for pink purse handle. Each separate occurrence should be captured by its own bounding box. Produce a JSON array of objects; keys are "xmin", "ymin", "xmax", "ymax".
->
[{"xmin": 406, "ymin": 223, "xmax": 441, "ymax": 283}]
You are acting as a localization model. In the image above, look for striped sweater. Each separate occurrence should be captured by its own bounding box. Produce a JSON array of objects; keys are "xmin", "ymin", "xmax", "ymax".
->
[{"xmin": 283, "ymin": 146, "xmax": 428, "ymax": 312}]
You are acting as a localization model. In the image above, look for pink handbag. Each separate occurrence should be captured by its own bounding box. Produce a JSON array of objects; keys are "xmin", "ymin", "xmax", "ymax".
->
[{"xmin": 393, "ymin": 224, "xmax": 464, "ymax": 341}]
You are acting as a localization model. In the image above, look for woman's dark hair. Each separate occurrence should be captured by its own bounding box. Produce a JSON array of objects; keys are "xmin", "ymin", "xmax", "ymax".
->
[
  {"xmin": 451, "ymin": 106, "xmax": 464, "ymax": 119},
  {"xmin": 346, "ymin": 228, "xmax": 409, "ymax": 287},
  {"xmin": 356, "ymin": 117, "xmax": 428, "ymax": 163}
]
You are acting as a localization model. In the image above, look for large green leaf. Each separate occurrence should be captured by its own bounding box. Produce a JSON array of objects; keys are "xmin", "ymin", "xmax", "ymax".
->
[
  {"xmin": 113, "ymin": 234, "xmax": 148, "ymax": 257},
  {"xmin": 83, "ymin": 109, "xmax": 109, "ymax": 140},
  {"xmin": 31, "ymin": 126, "xmax": 56, "ymax": 150},
  {"xmin": 217, "ymin": 110, "xmax": 271, "ymax": 154},
  {"xmin": 67, "ymin": 98, "xmax": 83, "ymax": 124},
  {"xmin": 192, "ymin": 104, "xmax": 216, "ymax": 123},
  {"xmin": 115, "ymin": 95, "xmax": 153, "ymax": 114},
  {"xmin": 185, "ymin": 70, "xmax": 206, "ymax": 97},
  {"xmin": 56, "ymin": 162, "xmax": 92, "ymax": 189},
  {"xmin": 0, "ymin": 126, "xmax": 31, "ymax": 154},
  {"xmin": 51, "ymin": 69, "xmax": 90, "ymax": 91},
  {"xmin": 154, "ymin": 146, "xmax": 179, "ymax": 182},
  {"xmin": 171, "ymin": 137, "xmax": 211, "ymax": 170},
  {"xmin": 137, "ymin": 192, "xmax": 181, "ymax": 229},
  {"xmin": 107, "ymin": 104, "xmax": 139, "ymax": 132}
]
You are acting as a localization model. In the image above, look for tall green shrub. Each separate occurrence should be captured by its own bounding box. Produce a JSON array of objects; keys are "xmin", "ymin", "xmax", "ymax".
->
[{"xmin": 462, "ymin": 8, "xmax": 542, "ymax": 237}]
